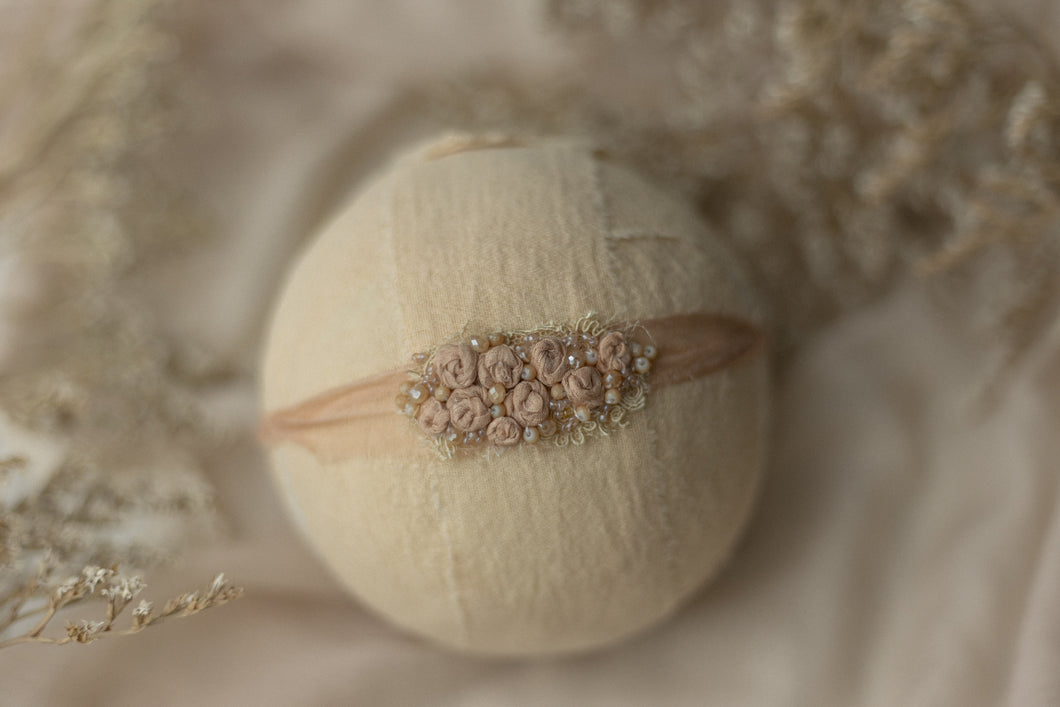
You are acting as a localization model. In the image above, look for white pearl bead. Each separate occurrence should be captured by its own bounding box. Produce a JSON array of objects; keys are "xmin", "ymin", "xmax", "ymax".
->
[
  {"xmin": 523, "ymin": 426, "xmax": 539, "ymax": 443},
  {"xmin": 634, "ymin": 356, "xmax": 651, "ymax": 374}
]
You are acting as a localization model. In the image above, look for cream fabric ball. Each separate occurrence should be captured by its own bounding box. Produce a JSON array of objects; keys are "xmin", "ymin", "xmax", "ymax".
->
[{"xmin": 262, "ymin": 137, "xmax": 770, "ymax": 656}]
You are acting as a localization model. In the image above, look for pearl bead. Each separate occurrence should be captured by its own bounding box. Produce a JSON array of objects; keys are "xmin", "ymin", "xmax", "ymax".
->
[
  {"xmin": 469, "ymin": 335, "xmax": 490, "ymax": 353},
  {"xmin": 630, "ymin": 341, "xmax": 643, "ymax": 357},
  {"xmin": 488, "ymin": 332, "xmax": 507, "ymax": 346},
  {"xmin": 538, "ymin": 419, "xmax": 557, "ymax": 438},
  {"xmin": 399, "ymin": 381, "xmax": 413, "ymax": 396},
  {"xmin": 584, "ymin": 348, "xmax": 599, "ymax": 365},
  {"xmin": 523, "ymin": 426, "xmax": 539, "ymax": 443},
  {"xmin": 521, "ymin": 364, "xmax": 537, "ymax": 381},
  {"xmin": 642, "ymin": 344, "xmax": 657, "ymax": 360},
  {"xmin": 433, "ymin": 385, "xmax": 451, "ymax": 402},
  {"xmin": 408, "ymin": 383, "xmax": 429, "ymax": 404},
  {"xmin": 605, "ymin": 388, "xmax": 622, "ymax": 405},
  {"xmin": 488, "ymin": 384, "xmax": 507, "ymax": 404},
  {"xmin": 634, "ymin": 356, "xmax": 651, "ymax": 374},
  {"xmin": 550, "ymin": 383, "xmax": 567, "ymax": 400},
  {"xmin": 603, "ymin": 371, "xmax": 623, "ymax": 389},
  {"xmin": 490, "ymin": 403, "xmax": 507, "ymax": 419},
  {"xmin": 573, "ymin": 405, "xmax": 591, "ymax": 422}
]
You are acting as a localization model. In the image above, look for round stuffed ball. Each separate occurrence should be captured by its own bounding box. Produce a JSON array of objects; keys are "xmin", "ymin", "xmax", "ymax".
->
[{"xmin": 261, "ymin": 136, "xmax": 769, "ymax": 656}]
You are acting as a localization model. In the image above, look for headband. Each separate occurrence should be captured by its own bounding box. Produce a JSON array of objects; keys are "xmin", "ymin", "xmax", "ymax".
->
[{"xmin": 261, "ymin": 312, "xmax": 762, "ymax": 461}]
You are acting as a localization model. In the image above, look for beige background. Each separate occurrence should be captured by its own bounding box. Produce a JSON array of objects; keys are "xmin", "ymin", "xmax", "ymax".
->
[{"xmin": 2, "ymin": 1, "xmax": 1058, "ymax": 705}]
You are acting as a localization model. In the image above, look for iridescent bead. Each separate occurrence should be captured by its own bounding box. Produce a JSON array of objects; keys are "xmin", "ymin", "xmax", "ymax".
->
[
  {"xmin": 567, "ymin": 351, "xmax": 585, "ymax": 369},
  {"xmin": 408, "ymin": 383, "xmax": 429, "ymax": 404},
  {"xmin": 402, "ymin": 401, "xmax": 418, "ymax": 417},
  {"xmin": 584, "ymin": 348, "xmax": 599, "ymax": 365},
  {"xmin": 444, "ymin": 428, "xmax": 459, "ymax": 443},
  {"xmin": 630, "ymin": 341, "xmax": 643, "ymax": 357},
  {"xmin": 538, "ymin": 419, "xmax": 557, "ymax": 438},
  {"xmin": 642, "ymin": 344, "xmax": 657, "ymax": 360},
  {"xmin": 523, "ymin": 426, "xmax": 540, "ymax": 443},
  {"xmin": 573, "ymin": 404, "xmax": 591, "ymax": 422},
  {"xmin": 488, "ymin": 332, "xmax": 507, "ymax": 346},
  {"xmin": 521, "ymin": 364, "xmax": 537, "ymax": 381},
  {"xmin": 634, "ymin": 356, "xmax": 651, "ymax": 374},
  {"xmin": 469, "ymin": 334, "xmax": 490, "ymax": 353},
  {"xmin": 433, "ymin": 385, "xmax": 451, "ymax": 402},
  {"xmin": 515, "ymin": 344, "xmax": 529, "ymax": 362},
  {"xmin": 412, "ymin": 352, "xmax": 429, "ymax": 364},
  {"xmin": 394, "ymin": 393, "xmax": 408, "ymax": 410},
  {"xmin": 490, "ymin": 403, "xmax": 507, "ymax": 419},
  {"xmin": 603, "ymin": 371, "xmax": 623, "ymax": 389},
  {"xmin": 550, "ymin": 383, "xmax": 567, "ymax": 400},
  {"xmin": 604, "ymin": 388, "xmax": 622, "ymax": 405},
  {"xmin": 488, "ymin": 384, "xmax": 507, "ymax": 404},
  {"xmin": 399, "ymin": 381, "xmax": 413, "ymax": 396}
]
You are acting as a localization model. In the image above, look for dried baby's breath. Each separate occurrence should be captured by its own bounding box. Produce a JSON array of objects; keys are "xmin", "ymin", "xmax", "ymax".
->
[
  {"xmin": 0, "ymin": 561, "xmax": 242, "ymax": 649},
  {"xmin": 0, "ymin": 0, "xmax": 238, "ymax": 651}
]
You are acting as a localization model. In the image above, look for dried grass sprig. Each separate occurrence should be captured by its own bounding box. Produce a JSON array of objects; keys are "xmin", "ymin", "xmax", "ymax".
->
[{"xmin": 0, "ymin": 560, "xmax": 242, "ymax": 649}]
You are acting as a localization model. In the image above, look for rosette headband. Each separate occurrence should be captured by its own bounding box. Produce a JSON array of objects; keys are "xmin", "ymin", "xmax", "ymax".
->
[{"xmin": 262, "ymin": 312, "xmax": 762, "ymax": 461}]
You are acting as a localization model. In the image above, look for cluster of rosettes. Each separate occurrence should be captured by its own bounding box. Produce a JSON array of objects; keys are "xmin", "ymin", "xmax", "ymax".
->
[{"xmin": 396, "ymin": 323, "xmax": 657, "ymax": 453}]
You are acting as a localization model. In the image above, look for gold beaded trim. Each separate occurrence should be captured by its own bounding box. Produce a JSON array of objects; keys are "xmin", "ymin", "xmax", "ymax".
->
[{"xmin": 395, "ymin": 315, "xmax": 656, "ymax": 458}]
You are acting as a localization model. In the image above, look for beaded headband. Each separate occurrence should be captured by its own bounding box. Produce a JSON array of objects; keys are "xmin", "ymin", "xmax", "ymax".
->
[{"xmin": 261, "ymin": 312, "xmax": 762, "ymax": 461}]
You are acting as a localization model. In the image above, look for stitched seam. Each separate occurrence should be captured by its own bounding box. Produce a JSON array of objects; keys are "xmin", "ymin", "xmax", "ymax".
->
[
  {"xmin": 385, "ymin": 171, "xmax": 412, "ymax": 363},
  {"xmin": 591, "ymin": 155, "xmax": 680, "ymax": 595},
  {"xmin": 588, "ymin": 153, "xmax": 626, "ymax": 318},
  {"xmin": 389, "ymin": 173, "xmax": 468, "ymax": 642},
  {"xmin": 428, "ymin": 465, "xmax": 470, "ymax": 643}
]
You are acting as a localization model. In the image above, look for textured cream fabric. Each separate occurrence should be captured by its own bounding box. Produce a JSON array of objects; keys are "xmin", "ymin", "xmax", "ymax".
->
[
  {"xmin": 263, "ymin": 139, "xmax": 769, "ymax": 655},
  {"xmin": 4, "ymin": 2, "xmax": 1060, "ymax": 704}
]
